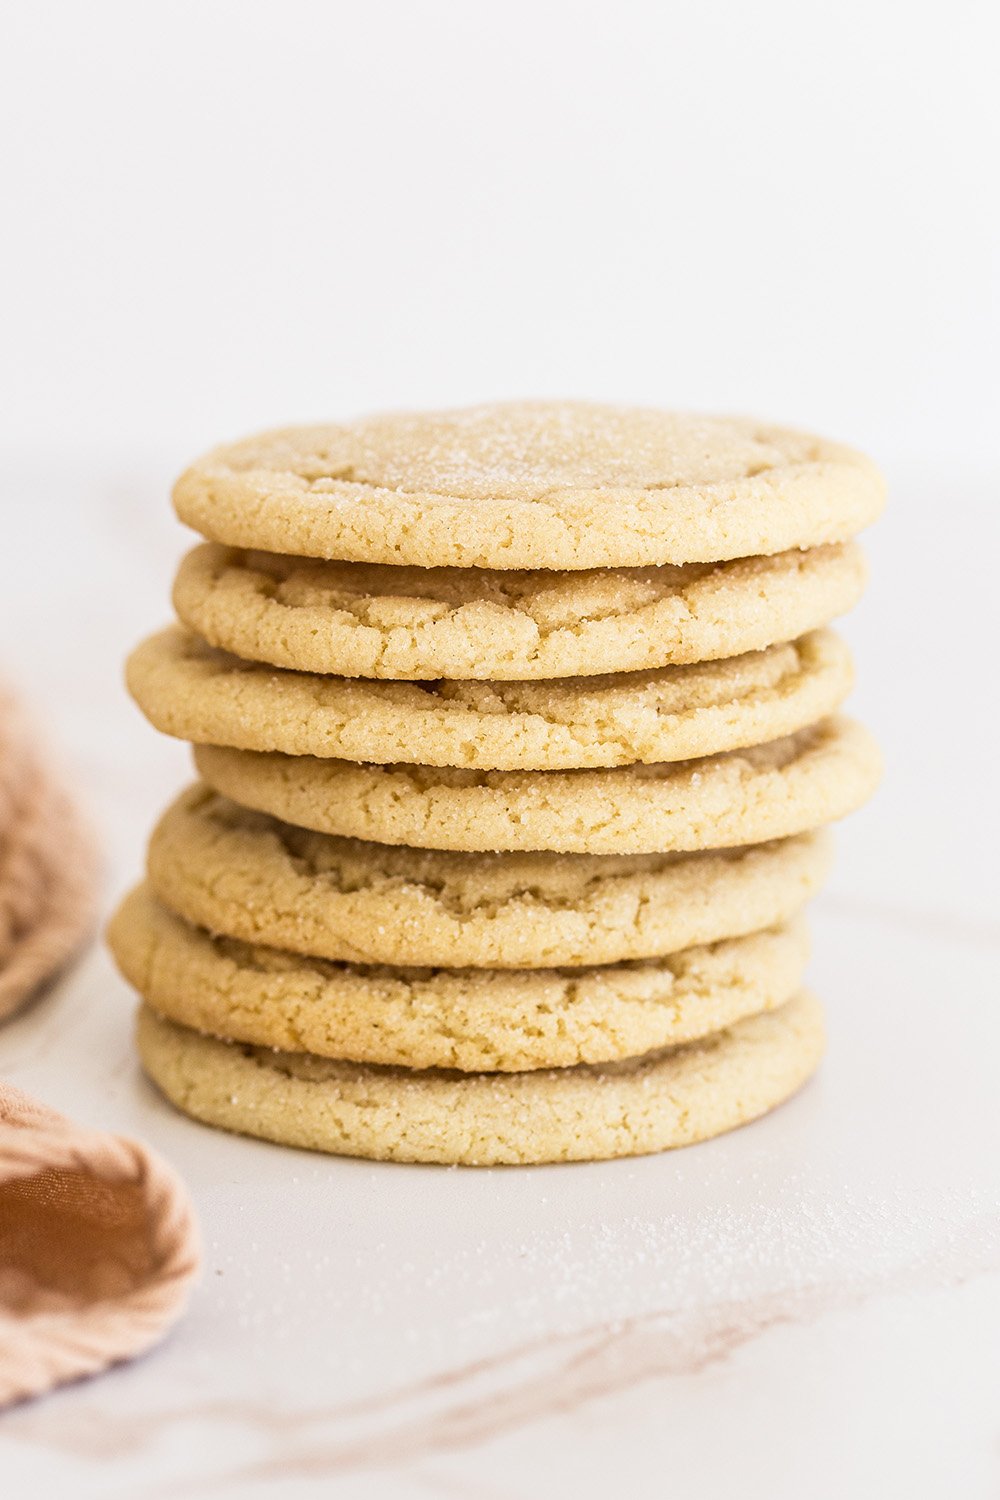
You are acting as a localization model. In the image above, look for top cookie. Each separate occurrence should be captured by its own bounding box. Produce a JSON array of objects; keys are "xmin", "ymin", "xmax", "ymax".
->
[{"xmin": 173, "ymin": 402, "xmax": 885, "ymax": 570}]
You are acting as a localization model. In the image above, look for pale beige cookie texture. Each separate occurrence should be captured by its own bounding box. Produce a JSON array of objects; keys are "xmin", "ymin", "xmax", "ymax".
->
[
  {"xmin": 110, "ymin": 885, "xmax": 809, "ymax": 1072},
  {"xmin": 127, "ymin": 626, "xmax": 852, "ymax": 772},
  {"xmin": 172, "ymin": 540, "xmax": 867, "ymax": 681},
  {"xmin": 147, "ymin": 785, "xmax": 831, "ymax": 968},
  {"xmin": 136, "ymin": 990, "xmax": 824, "ymax": 1164},
  {"xmin": 194, "ymin": 716, "xmax": 881, "ymax": 855},
  {"xmin": 172, "ymin": 403, "xmax": 884, "ymax": 570}
]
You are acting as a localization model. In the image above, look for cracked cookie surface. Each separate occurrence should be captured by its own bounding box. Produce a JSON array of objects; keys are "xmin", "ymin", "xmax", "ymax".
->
[
  {"xmin": 127, "ymin": 627, "xmax": 852, "ymax": 771},
  {"xmin": 111, "ymin": 886, "xmax": 808, "ymax": 1071},
  {"xmin": 172, "ymin": 540, "xmax": 866, "ymax": 680},
  {"xmin": 146, "ymin": 785, "xmax": 830, "ymax": 967},
  {"xmin": 172, "ymin": 402, "xmax": 885, "ymax": 570},
  {"xmin": 136, "ymin": 990, "xmax": 824, "ymax": 1163},
  {"xmin": 193, "ymin": 716, "xmax": 881, "ymax": 854}
]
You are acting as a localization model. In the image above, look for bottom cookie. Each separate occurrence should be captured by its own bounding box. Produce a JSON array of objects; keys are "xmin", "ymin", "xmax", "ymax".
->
[{"xmin": 136, "ymin": 992, "xmax": 823, "ymax": 1165}]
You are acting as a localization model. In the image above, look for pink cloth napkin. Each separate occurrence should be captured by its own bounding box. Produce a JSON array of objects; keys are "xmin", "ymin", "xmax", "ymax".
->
[
  {"xmin": 0, "ymin": 680, "xmax": 200, "ymax": 1406},
  {"xmin": 0, "ymin": 688, "xmax": 98, "ymax": 1023},
  {"xmin": 0, "ymin": 1083, "xmax": 200, "ymax": 1406}
]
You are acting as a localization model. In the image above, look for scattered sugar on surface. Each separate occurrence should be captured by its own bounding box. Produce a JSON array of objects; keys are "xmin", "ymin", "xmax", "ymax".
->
[{"xmin": 196, "ymin": 1163, "xmax": 1000, "ymax": 1387}]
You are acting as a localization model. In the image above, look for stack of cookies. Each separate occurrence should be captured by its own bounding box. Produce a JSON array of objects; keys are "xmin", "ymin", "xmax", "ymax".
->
[{"xmin": 108, "ymin": 403, "xmax": 883, "ymax": 1165}]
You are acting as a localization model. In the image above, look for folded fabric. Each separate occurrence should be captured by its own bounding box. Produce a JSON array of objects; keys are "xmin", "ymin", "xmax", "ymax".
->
[
  {"xmin": 0, "ymin": 681, "xmax": 98, "ymax": 1022},
  {"xmin": 0, "ymin": 1083, "xmax": 200, "ymax": 1406},
  {"xmin": 0, "ymin": 678, "xmax": 200, "ymax": 1405}
]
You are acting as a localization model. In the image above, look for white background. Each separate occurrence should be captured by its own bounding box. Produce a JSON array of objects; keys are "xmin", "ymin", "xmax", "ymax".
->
[
  {"xmin": 1, "ymin": 4, "xmax": 999, "ymax": 1498},
  {"xmin": 2, "ymin": 0, "xmax": 997, "ymax": 469}
]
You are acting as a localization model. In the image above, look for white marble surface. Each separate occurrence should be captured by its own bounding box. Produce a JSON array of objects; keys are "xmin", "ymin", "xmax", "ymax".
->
[{"xmin": 0, "ymin": 455, "xmax": 997, "ymax": 1499}]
